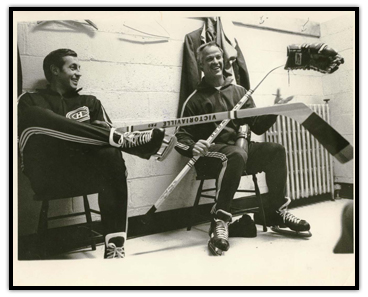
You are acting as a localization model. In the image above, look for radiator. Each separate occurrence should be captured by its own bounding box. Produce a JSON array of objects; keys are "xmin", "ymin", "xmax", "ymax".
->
[{"xmin": 265, "ymin": 102, "xmax": 334, "ymax": 200}]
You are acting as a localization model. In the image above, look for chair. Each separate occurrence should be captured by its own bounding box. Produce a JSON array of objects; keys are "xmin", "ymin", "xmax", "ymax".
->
[
  {"xmin": 187, "ymin": 172, "xmax": 268, "ymax": 232},
  {"xmin": 187, "ymin": 125, "xmax": 268, "ymax": 232},
  {"xmin": 34, "ymin": 192, "xmax": 102, "ymax": 256}
]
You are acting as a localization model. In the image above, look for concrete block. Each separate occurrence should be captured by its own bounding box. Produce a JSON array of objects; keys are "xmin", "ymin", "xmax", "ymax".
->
[
  {"xmin": 252, "ymin": 94, "xmax": 273, "ymax": 107},
  {"xmin": 330, "ymin": 114, "xmax": 354, "ymax": 135},
  {"xmin": 245, "ymin": 50, "xmax": 285, "ymax": 73},
  {"xmin": 81, "ymin": 62, "xmax": 181, "ymax": 93},
  {"xmin": 235, "ymin": 24, "xmax": 320, "ymax": 51},
  {"xmin": 322, "ymin": 70, "xmax": 354, "ymax": 95},
  {"xmin": 20, "ymin": 56, "xmax": 47, "ymax": 90},
  {"xmin": 127, "ymin": 170, "xmax": 198, "ymax": 211},
  {"xmin": 333, "ymin": 153, "xmax": 354, "ymax": 184},
  {"xmin": 157, "ymin": 16, "xmax": 204, "ymax": 41},
  {"xmin": 338, "ymin": 48, "xmax": 354, "ymax": 71},
  {"xmin": 328, "ymin": 91, "xmax": 355, "ymax": 117},
  {"xmin": 252, "ymin": 71, "xmax": 322, "ymax": 98},
  {"xmin": 343, "ymin": 134, "xmax": 354, "ymax": 145},
  {"xmin": 84, "ymin": 91, "xmax": 180, "ymax": 127},
  {"xmin": 322, "ymin": 28, "xmax": 354, "ymax": 52},
  {"xmin": 320, "ymin": 13, "xmax": 355, "ymax": 36},
  {"xmin": 124, "ymin": 146, "xmax": 185, "ymax": 180},
  {"xmin": 124, "ymin": 153, "xmax": 153, "ymax": 179},
  {"xmin": 148, "ymin": 92, "xmax": 180, "ymax": 120},
  {"xmin": 84, "ymin": 91, "xmax": 151, "ymax": 123},
  {"xmin": 91, "ymin": 33, "xmax": 184, "ymax": 66},
  {"xmin": 159, "ymin": 170, "xmax": 200, "ymax": 210},
  {"xmin": 24, "ymin": 22, "xmax": 93, "ymax": 59},
  {"xmin": 297, "ymin": 95, "xmax": 327, "ymax": 105},
  {"xmin": 149, "ymin": 151, "xmax": 188, "ymax": 177}
]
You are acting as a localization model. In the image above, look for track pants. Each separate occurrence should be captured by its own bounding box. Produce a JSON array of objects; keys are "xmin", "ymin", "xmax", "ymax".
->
[
  {"xmin": 195, "ymin": 141, "xmax": 287, "ymax": 213},
  {"xmin": 18, "ymin": 107, "xmax": 128, "ymax": 236}
]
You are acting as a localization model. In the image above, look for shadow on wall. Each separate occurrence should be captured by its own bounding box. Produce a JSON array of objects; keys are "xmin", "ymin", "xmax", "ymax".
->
[{"xmin": 30, "ymin": 79, "xmax": 48, "ymax": 91}]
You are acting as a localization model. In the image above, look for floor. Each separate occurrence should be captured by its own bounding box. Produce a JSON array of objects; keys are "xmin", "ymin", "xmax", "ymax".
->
[{"xmin": 14, "ymin": 199, "xmax": 355, "ymax": 287}]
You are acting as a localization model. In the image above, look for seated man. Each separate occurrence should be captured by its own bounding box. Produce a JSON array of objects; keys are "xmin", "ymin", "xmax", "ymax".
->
[
  {"xmin": 18, "ymin": 49, "xmax": 170, "ymax": 259},
  {"xmin": 175, "ymin": 42, "xmax": 311, "ymax": 256}
]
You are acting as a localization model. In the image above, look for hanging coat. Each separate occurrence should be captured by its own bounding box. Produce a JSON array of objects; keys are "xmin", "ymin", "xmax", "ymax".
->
[{"xmin": 177, "ymin": 17, "xmax": 251, "ymax": 117}]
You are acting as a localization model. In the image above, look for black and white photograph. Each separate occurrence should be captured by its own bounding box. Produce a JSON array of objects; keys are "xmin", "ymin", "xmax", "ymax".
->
[{"xmin": 12, "ymin": 8, "xmax": 357, "ymax": 288}]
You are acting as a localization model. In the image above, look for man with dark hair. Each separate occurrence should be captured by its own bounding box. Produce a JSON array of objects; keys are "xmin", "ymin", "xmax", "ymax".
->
[
  {"xmin": 175, "ymin": 42, "xmax": 311, "ymax": 256},
  {"xmin": 18, "ymin": 48, "xmax": 170, "ymax": 259}
]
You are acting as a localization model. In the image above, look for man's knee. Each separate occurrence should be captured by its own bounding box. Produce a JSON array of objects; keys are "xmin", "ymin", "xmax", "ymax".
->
[
  {"xmin": 228, "ymin": 145, "xmax": 248, "ymax": 165},
  {"xmin": 269, "ymin": 143, "xmax": 286, "ymax": 161}
]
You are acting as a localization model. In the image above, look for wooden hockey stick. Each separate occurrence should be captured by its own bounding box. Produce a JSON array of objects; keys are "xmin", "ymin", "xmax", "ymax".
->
[
  {"xmin": 119, "ymin": 103, "xmax": 352, "ymax": 164},
  {"xmin": 142, "ymin": 66, "xmax": 353, "ymax": 219},
  {"xmin": 142, "ymin": 64, "xmax": 282, "ymax": 219}
]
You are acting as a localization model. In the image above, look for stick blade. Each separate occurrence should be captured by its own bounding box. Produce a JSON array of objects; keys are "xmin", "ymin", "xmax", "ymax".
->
[
  {"xmin": 302, "ymin": 112, "xmax": 354, "ymax": 164},
  {"xmin": 334, "ymin": 144, "xmax": 354, "ymax": 164}
]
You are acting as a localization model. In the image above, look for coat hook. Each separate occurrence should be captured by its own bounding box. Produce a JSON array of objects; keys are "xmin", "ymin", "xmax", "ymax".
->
[
  {"xmin": 301, "ymin": 17, "xmax": 309, "ymax": 32},
  {"xmin": 259, "ymin": 15, "xmax": 268, "ymax": 24}
]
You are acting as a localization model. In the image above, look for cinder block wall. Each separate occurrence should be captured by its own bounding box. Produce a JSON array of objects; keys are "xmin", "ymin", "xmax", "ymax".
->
[
  {"xmin": 17, "ymin": 12, "xmax": 353, "ymax": 236},
  {"xmin": 320, "ymin": 14, "xmax": 355, "ymax": 184}
]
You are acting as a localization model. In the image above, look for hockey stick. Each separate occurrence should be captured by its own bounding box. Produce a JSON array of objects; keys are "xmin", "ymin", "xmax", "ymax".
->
[
  {"xmin": 142, "ymin": 64, "xmax": 285, "ymax": 219},
  {"xmin": 142, "ymin": 70, "xmax": 353, "ymax": 220},
  {"xmin": 118, "ymin": 103, "xmax": 352, "ymax": 164}
]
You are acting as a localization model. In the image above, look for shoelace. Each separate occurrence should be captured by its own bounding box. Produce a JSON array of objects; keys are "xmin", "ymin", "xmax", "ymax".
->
[
  {"xmin": 213, "ymin": 220, "xmax": 229, "ymax": 241},
  {"xmin": 118, "ymin": 130, "xmax": 152, "ymax": 148},
  {"xmin": 277, "ymin": 197, "xmax": 302, "ymax": 224},
  {"xmin": 106, "ymin": 243, "xmax": 125, "ymax": 259}
]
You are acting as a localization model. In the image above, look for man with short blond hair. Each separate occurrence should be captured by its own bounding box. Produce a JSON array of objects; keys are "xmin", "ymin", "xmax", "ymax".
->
[{"xmin": 175, "ymin": 42, "xmax": 311, "ymax": 255}]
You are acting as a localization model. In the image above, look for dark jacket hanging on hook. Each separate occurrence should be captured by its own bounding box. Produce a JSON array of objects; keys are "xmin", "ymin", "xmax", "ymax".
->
[{"xmin": 177, "ymin": 17, "xmax": 251, "ymax": 117}]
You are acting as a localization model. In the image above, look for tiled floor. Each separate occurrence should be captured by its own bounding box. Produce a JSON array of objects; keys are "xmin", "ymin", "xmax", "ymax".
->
[{"xmin": 14, "ymin": 199, "xmax": 355, "ymax": 286}]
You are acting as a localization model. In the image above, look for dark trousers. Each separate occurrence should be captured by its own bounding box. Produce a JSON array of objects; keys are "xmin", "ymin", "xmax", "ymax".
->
[
  {"xmin": 19, "ymin": 107, "xmax": 128, "ymax": 236},
  {"xmin": 195, "ymin": 141, "xmax": 287, "ymax": 213}
]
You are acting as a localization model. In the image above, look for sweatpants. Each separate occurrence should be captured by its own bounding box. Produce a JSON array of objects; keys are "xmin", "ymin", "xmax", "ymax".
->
[
  {"xmin": 18, "ymin": 107, "xmax": 128, "ymax": 236},
  {"xmin": 195, "ymin": 141, "xmax": 287, "ymax": 213}
]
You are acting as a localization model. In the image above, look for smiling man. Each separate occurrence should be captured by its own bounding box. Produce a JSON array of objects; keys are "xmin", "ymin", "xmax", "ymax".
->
[
  {"xmin": 175, "ymin": 42, "xmax": 311, "ymax": 256},
  {"xmin": 18, "ymin": 49, "xmax": 168, "ymax": 259}
]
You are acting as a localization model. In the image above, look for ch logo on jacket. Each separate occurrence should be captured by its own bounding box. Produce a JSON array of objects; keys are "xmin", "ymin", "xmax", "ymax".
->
[{"xmin": 66, "ymin": 106, "xmax": 90, "ymax": 122}]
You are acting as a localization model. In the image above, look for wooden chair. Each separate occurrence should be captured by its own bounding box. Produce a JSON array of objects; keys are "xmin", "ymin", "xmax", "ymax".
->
[
  {"xmin": 34, "ymin": 192, "xmax": 102, "ymax": 256},
  {"xmin": 187, "ymin": 172, "xmax": 268, "ymax": 231}
]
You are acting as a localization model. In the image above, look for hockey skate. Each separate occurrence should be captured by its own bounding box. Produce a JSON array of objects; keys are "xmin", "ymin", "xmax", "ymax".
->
[
  {"xmin": 208, "ymin": 209, "xmax": 232, "ymax": 256},
  {"xmin": 254, "ymin": 198, "xmax": 312, "ymax": 237},
  {"xmin": 109, "ymin": 127, "xmax": 176, "ymax": 161},
  {"xmin": 104, "ymin": 232, "xmax": 126, "ymax": 259}
]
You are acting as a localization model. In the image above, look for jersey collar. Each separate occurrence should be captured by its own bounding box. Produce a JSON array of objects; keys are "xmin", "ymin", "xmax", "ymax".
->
[
  {"xmin": 197, "ymin": 76, "xmax": 234, "ymax": 91},
  {"xmin": 37, "ymin": 85, "xmax": 83, "ymax": 98}
]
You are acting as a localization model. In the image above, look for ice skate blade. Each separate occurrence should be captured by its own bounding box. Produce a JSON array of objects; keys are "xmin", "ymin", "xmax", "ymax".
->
[
  {"xmin": 154, "ymin": 135, "xmax": 177, "ymax": 162},
  {"xmin": 271, "ymin": 226, "xmax": 312, "ymax": 238},
  {"xmin": 208, "ymin": 241, "xmax": 224, "ymax": 256}
]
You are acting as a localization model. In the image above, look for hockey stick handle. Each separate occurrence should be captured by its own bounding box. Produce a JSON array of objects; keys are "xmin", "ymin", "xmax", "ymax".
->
[
  {"xmin": 118, "ymin": 102, "xmax": 308, "ymax": 132},
  {"xmin": 121, "ymin": 89, "xmax": 252, "ymax": 133},
  {"xmin": 143, "ymin": 65, "xmax": 289, "ymax": 217},
  {"xmin": 144, "ymin": 101, "xmax": 354, "ymax": 217},
  {"xmin": 121, "ymin": 65, "xmax": 284, "ymax": 133},
  {"xmin": 144, "ymin": 88, "xmax": 255, "ymax": 216},
  {"xmin": 143, "ymin": 63, "xmax": 353, "ymax": 217}
]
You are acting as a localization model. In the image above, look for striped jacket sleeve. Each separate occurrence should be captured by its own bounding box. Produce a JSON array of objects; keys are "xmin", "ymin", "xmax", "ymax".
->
[{"xmin": 90, "ymin": 97, "xmax": 113, "ymax": 128}]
